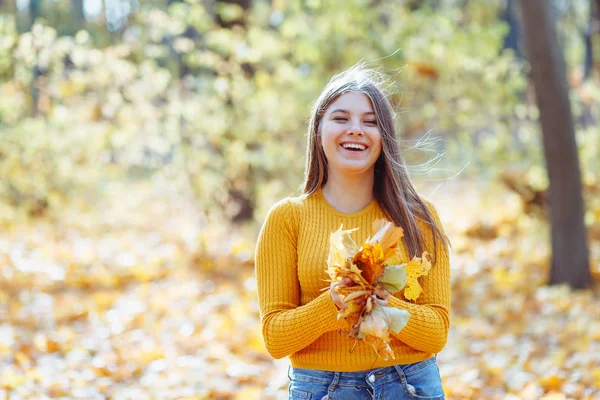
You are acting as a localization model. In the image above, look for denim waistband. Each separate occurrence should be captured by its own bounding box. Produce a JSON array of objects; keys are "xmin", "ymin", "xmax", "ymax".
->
[{"xmin": 288, "ymin": 355, "xmax": 437, "ymax": 387}]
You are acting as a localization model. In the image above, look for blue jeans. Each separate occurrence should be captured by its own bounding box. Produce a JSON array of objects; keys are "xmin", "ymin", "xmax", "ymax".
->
[{"xmin": 288, "ymin": 356, "xmax": 444, "ymax": 400}]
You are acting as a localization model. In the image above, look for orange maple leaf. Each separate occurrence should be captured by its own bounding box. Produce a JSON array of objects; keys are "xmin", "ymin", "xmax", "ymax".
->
[{"xmin": 353, "ymin": 243, "xmax": 385, "ymax": 285}]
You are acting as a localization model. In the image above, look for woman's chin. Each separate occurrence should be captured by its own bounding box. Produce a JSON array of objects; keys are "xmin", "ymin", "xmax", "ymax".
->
[{"xmin": 331, "ymin": 161, "xmax": 375, "ymax": 176}]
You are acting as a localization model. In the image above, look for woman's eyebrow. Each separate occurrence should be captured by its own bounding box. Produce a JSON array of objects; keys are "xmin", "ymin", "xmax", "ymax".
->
[{"xmin": 330, "ymin": 109, "xmax": 375, "ymax": 115}]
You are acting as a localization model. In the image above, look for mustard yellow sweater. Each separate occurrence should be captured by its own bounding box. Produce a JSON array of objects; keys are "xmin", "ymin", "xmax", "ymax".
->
[{"xmin": 254, "ymin": 187, "xmax": 450, "ymax": 372}]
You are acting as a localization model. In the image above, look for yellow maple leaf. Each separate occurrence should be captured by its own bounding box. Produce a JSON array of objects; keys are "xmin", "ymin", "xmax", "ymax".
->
[
  {"xmin": 369, "ymin": 219, "xmax": 404, "ymax": 259},
  {"xmin": 403, "ymin": 251, "xmax": 432, "ymax": 301}
]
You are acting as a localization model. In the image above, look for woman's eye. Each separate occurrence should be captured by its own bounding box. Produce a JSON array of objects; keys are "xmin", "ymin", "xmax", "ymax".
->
[
  {"xmin": 334, "ymin": 117, "xmax": 347, "ymax": 121},
  {"xmin": 365, "ymin": 120, "xmax": 377, "ymax": 125}
]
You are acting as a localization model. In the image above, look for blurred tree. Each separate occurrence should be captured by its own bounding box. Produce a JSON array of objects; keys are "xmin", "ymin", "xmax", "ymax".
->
[
  {"xmin": 4, "ymin": 0, "xmax": 597, "ymax": 225},
  {"xmin": 60, "ymin": 0, "xmax": 89, "ymax": 37},
  {"xmin": 501, "ymin": 0, "xmax": 523, "ymax": 59},
  {"xmin": 406, "ymin": 0, "xmax": 439, "ymax": 11},
  {"xmin": 213, "ymin": 0, "xmax": 253, "ymax": 222},
  {"xmin": 72, "ymin": 0, "xmax": 86, "ymax": 26},
  {"xmin": 584, "ymin": 0, "xmax": 600, "ymax": 80},
  {"xmin": 518, "ymin": 0, "xmax": 591, "ymax": 289},
  {"xmin": 0, "ymin": 0, "xmax": 16, "ymax": 14},
  {"xmin": 407, "ymin": 0, "xmax": 426, "ymax": 11},
  {"xmin": 29, "ymin": 0, "xmax": 41, "ymax": 30},
  {"xmin": 31, "ymin": 65, "xmax": 42, "ymax": 117}
]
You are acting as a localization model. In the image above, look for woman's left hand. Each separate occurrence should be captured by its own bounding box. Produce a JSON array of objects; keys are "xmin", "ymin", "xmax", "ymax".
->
[{"xmin": 372, "ymin": 286, "xmax": 390, "ymax": 307}]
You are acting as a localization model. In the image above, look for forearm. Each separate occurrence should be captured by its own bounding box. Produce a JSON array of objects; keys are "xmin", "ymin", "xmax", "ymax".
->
[
  {"xmin": 261, "ymin": 290, "xmax": 348, "ymax": 359},
  {"xmin": 388, "ymin": 296, "xmax": 450, "ymax": 353}
]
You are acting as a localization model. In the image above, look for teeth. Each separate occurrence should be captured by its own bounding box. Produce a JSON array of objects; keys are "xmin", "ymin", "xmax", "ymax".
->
[{"xmin": 342, "ymin": 143, "xmax": 366, "ymax": 150}]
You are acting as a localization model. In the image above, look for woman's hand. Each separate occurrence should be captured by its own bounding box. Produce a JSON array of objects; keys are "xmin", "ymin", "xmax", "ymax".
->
[
  {"xmin": 373, "ymin": 286, "xmax": 390, "ymax": 307},
  {"xmin": 331, "ymin": 279, "xmax": 390, "ymax": 310},
  {"xmin": 330, "ymin": 277, "xmax": 353, "ymax": 310}
]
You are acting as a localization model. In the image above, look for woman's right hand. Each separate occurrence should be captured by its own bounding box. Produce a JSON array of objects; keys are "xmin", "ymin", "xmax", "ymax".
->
[{"xmin": 330, "ymin": 277, "xmax": 354, "ymax": 310}]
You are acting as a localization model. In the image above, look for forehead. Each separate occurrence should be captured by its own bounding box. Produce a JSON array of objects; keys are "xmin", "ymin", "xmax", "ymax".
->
[{"xmin": 326, "ymin": 91, "xmax": 374, "ymax": 113}]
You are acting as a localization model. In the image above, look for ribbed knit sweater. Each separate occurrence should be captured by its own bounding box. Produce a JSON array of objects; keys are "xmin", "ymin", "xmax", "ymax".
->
[{"xmin": 254, "ymin": 187, "xmax": 451, "ymax": 372}]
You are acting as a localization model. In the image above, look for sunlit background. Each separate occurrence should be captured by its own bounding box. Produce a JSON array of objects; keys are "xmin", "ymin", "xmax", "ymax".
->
[{"xmin": 1, "ymin": 0, "xmax": 599, "ymax": 398}]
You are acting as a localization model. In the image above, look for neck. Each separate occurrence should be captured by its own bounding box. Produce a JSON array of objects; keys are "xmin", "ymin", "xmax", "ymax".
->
[{"xmin": 321, "ymin": 170, "xmax": 375, "ymax": 214}]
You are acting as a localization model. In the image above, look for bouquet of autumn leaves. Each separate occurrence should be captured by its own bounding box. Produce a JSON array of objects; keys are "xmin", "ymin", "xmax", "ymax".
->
[{"xmin": 326, "ymin": 219, "xmax": 432, "ymax": 360}]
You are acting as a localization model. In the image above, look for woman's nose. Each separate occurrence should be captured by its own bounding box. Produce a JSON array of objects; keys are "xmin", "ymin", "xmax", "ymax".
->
[{"xmin": 348, "ymin": 123, "xmax": 364, "ymax": 136}]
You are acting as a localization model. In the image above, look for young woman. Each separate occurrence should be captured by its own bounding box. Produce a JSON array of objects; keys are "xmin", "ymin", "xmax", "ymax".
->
[{"xmin": 255, "ymin": 65, "xmax": 450, "ymax": 400}]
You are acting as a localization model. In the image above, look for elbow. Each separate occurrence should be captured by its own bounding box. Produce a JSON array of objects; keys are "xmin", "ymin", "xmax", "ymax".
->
[
  {"xmin": 263, "ymin": 334, "xmax": 288, "ymax": 359},
  {"xmin": 430, "ymin": 311, "xmax": 450, "ymax": 353},
  {"xmin": 265, "ymin": 345, "xmax": 288, "ymax": 360},
  {"xmin": 429, "ymin": 334, "xmax": 448, "ymax": 354},
  {"xmin": 417, "ymin": 307, "xmax": 450, "ymax": 354},
  {"xmin": 418, "ymin": 328, "xmax": 448, "ymax": 354},
  {"xmin": 261, "ymin": 316, "xmax": 289, "ymax": 360}
]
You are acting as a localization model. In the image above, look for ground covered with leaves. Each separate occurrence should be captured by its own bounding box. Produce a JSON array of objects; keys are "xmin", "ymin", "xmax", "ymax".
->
[{"xmin": 0, "ymin": 178, "xmax": 599, "ymax": 399}]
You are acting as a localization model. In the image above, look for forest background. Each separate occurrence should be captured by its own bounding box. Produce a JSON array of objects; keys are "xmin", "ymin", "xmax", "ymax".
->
[{"xmin": 0, "ymin": 0, "xmax": 599, "ymax": 398}]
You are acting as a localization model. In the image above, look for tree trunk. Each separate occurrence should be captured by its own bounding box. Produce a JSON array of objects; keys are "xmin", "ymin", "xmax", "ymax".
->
[
  {"xmin": 29, "ymin": 0, "xmax": 41, "ymax": 30},
  {"xmin": 585, "ymin": 0, "xmax": 600, "ymax": 80},
  {"xmin": 72, "ymin": 0, "xmax": 85, "ymax": 20},
  {"xmin": 584, "ymin": 11, "xmax": 594, "ymax": 80},
  {"xmin": 502, "ymin": 0, "xmax": 523, "ymax": 59},
  {"xmin": 70, "ymin": 0, "xmax": 86, "ymax": 35},
  {"xmin": 518, "ymin": 0, "xmax": 591, "ymax": 289},
  {"xmin": 30, "ymin": 65, "xmax": 42, "ymax": 117}
]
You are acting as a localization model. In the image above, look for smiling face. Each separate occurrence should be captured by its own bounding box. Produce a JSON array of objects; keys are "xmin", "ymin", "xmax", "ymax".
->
[{"xmin": 319, "ymin": 91, "xmax": 383, "ymax": 177}]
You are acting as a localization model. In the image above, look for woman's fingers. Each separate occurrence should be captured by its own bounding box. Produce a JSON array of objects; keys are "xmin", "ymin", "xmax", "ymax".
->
[
  {"xmin": 340, "ymin": 277, "xmax": 353, "ymax": 286},
  {"xmin": 330, "ymin": 280, "xmax": 348, "ymax": 310},
  {"xmin": 374, "ymin": 286, "xmax": 389, "ymax": 299},
  {"xmin": 332, "ymin": 279, "xmax": 394, "ymax": 311},
  {"xmin": 372, "ymin": 286, "xmax": 390, "ymax": 306},
  {"xmin": 354, "ymin": 296, "xmax": 367, "ymax": 306},
  {"xmin": 373, "ymin": 296, "xmax": 389, "ymax": 307}
]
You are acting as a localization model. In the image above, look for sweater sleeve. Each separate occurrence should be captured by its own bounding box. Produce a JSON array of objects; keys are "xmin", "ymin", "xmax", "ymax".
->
[
  {"xmin": 388, "ymin": 200, "xmax": 451, "ymax": 354},
  {"xmin": 254, "ymin": 199, "xmax": 348, "ymax": 359}
]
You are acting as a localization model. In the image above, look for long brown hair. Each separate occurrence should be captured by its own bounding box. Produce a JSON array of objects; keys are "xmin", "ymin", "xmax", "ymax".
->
[{"xmin": 302, "ymin": 64, "xmax": 449, "ymax": 260}]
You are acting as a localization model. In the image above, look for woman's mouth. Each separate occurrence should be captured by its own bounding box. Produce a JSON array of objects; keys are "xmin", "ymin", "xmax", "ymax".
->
[{"xmin": 340, "ymin": 142, "xmax": 368, "ymax": 152}]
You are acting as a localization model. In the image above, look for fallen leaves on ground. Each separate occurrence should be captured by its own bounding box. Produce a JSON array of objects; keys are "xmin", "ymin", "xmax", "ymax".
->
[{"xmin": 0, "ymin": 180, "xmax": 598, "ymax": 399}]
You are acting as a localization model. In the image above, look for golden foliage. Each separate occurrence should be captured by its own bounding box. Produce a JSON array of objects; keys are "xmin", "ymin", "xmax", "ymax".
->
[{"xmin": 404, "ymin": 251, "xmax": 432, "ymax": 301}]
